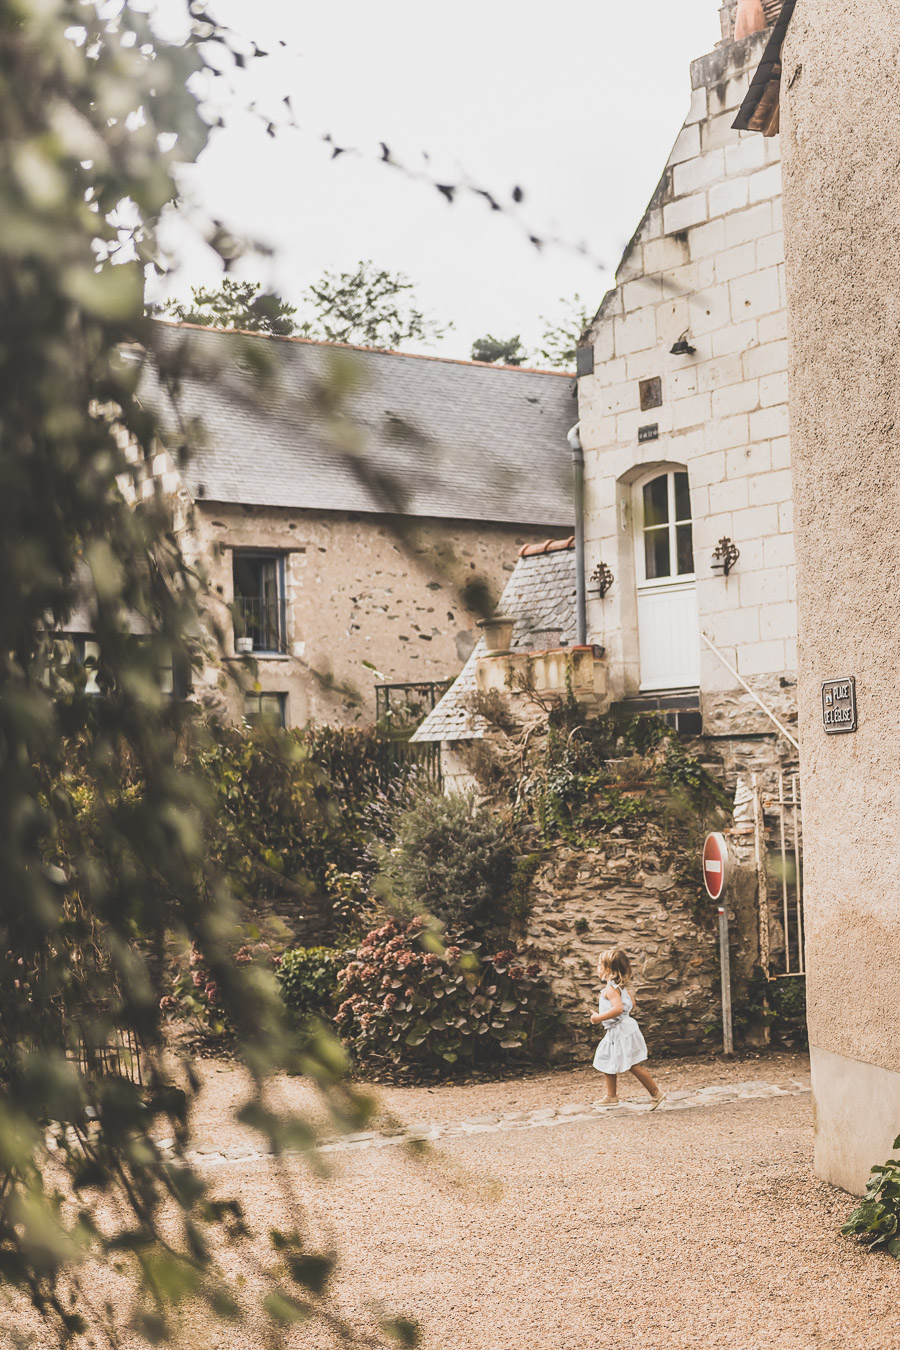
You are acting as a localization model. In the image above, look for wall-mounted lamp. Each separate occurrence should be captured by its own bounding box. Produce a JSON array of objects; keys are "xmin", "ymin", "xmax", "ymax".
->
[
  {"xmin": 670, "ymin": 333, "xmax": 696, "ymax": 356},
  {"xmin": 589, "ymin": 561, "xmax": 615, "ymax": 597},
  {"xmin": 711, "ymin": 537, "xmax": 740, "ymax": 576}
]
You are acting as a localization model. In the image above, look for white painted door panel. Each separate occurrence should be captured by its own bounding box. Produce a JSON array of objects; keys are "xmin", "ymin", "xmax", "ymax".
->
[{"xmin": 637, "ymin": 580, "xmax": 700, "ymax": 691}]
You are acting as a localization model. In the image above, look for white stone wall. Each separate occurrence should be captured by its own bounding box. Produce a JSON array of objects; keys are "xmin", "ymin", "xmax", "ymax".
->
[{"xmin": 579, "ymin": 29, "xmax": 796, "ymax": 736}]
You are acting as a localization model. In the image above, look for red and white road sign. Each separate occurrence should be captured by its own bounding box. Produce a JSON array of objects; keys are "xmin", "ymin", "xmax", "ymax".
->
[{"xmin": 702, "ymin": 832, "xmax": 729, "ymax": 901}]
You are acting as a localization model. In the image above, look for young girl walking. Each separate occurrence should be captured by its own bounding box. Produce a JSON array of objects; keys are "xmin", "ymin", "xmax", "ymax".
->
[{"xmin": 591, "ymin": 947, "xmax": 666, "ymax": 1109}]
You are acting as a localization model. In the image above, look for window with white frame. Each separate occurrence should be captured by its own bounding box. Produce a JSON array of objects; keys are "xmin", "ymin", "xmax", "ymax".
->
[{"xmin": 640, "ymin": 469, "xmax": 694, "ymax": 582}]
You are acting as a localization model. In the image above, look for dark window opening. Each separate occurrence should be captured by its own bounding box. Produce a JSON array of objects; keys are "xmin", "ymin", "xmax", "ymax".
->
[
  {"xmin": 243, "ymin": 691, "xmax": 287, "ymax": 727},
  {"xmin": 233, "ymin": 552, "xmax": 287, "ymax": 654}
]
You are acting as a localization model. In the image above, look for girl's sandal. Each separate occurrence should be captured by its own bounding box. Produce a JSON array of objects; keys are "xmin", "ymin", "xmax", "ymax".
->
[
  {"xmin": 597, "ymin": 1097, "xmax": 619, "ymax": 1107},
  {"xmin": 648, "ymin": 1092, "xmax": 666, "ymax": 1112}
]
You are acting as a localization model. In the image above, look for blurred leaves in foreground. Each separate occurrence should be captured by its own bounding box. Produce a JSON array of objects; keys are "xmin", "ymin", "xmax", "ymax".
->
[{"xmin": 0, "ymin": 1, "xmax": 417, "ymax": 1343}]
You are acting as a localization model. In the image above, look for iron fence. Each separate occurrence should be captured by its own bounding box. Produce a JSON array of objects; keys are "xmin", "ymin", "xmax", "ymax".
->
[
  {"xmin": 751, "ymin": 772, "xmax": 805, "ymax": 977},
  {"xmin": 375, "ymin": 679, "xmax": 451, "ymax": 789}
]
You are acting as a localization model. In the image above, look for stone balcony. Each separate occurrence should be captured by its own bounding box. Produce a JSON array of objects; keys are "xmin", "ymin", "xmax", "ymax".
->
[{"xmin": 475, "ymin": 644, "xmax": 609, "ymax": 716}]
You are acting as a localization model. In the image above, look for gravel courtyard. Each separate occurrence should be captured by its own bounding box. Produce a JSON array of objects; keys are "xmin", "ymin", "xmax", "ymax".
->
[
  {"xmin": 3, "ymin": 1052, "xmax": 897, "ymax": 1350},
  {"xmin": 183, "ymin": 1051, "xmax": 899, "ymax": 1350}
]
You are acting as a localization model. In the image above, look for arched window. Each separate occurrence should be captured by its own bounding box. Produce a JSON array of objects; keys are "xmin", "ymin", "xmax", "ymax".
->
[{"xmin": 640, "ymin": 469, "xmax": 694, "ymax": 582}]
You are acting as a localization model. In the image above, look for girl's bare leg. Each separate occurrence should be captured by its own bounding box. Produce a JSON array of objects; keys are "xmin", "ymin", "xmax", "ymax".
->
[
  {"xmin": 630, "ymin": 1064, "xmax": 662, "ymax": 1099},
  {"xmin": 602, "ymin": 1072, "xmax": 618, "ymax": 1102}
]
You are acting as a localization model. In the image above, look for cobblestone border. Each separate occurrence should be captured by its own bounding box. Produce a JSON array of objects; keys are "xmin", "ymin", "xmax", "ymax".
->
[{"xmin": 179, "ymin": 1077, "xmax": 811, "ymax": 1170}]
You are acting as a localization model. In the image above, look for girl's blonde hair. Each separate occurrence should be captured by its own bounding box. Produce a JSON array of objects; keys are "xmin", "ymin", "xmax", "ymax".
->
[{"xmin": 598, "ymin": 947, "xmax": 633, "ymax": 987}]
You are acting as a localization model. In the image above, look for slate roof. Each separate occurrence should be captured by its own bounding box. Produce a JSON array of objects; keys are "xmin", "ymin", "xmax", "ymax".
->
[
  {"xmin": 411, "ymin": 539, "xmax": 577, "ymax": 743},
  {"xmin": 138, "ymin": 322, "xmax": 576, "ymax": 525}
]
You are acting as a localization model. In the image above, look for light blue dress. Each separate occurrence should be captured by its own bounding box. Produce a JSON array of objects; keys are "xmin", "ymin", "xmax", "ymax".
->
[{"xmin": 592, "ymin": 982, "xmax": 648, "ymax": 1074}]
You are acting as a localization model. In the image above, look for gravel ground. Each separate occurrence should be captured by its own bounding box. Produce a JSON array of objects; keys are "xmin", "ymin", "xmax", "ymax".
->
[{"xmin": 4, "ymin": 1052, "xmax": 898, "ymax": 1350}]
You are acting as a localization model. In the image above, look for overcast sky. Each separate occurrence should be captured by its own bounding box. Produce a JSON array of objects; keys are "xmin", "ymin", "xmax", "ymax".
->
[{"xmin": 155, "ymin": 1, "xmax": 722, "ymax": 360}]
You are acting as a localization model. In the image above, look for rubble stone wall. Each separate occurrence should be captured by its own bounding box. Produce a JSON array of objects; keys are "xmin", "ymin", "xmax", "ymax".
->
[
  {"xmin": 519, "ymin": 844, "xmax": 723, "ymax": 1059},
  {"xmin": 143, "ymin": 474, "xmax": 567, "ymax": 727}
]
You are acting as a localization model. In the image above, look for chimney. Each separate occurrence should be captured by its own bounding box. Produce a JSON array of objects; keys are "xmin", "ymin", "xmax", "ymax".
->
[
  {"xmin": 719, "ymin": 0, "xmax": 738, "ymax": 43},
  {"xmin": 719, "ymin": 0, "xmax": 782, "ymax": 43}
]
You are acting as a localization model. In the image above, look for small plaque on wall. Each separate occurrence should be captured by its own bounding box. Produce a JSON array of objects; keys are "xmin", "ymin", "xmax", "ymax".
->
[{"xmin": 821, "ymin": 677, "xmax": 857, "ymax": 733}]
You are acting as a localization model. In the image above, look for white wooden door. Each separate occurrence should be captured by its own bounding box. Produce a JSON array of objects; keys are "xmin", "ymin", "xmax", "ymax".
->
[{"xmin": 635, "ymin": 469, "xmax": 700, "ymax": 691}]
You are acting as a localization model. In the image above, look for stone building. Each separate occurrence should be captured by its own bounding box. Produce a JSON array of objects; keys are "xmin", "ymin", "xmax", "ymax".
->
[
  {"xmin": 413, "ymin": 540, "xmax": 728, "ymax": 1056},
  {"xmin": 738, "ymin": 0, "xmax": 900, "ymax": 1193},
  {"xmin": 577, "ymin": 0, "xmax": 796, "ymax": 772},
  {"xmin": 137, "ymin": 322, "xmax": 575, "ymax": 727}
]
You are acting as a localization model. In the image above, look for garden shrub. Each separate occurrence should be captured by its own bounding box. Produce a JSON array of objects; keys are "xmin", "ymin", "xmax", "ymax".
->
[
  {"xmin": 335, "ymin": 917, "xmax": 558, "ymax": 1072},
  {"xmin": 523, "ymin": 710, "xmax": 729, "ymax": 846},
  {"xmin": 277, "ymin": 946, "xmax": 342, "ymax": 1028},
  {"xmin": 163, "ymin": 935, "xmax": 280, "ymax": 1038},
  {"xmin": 375, "ymin": 789, "xmax": 516, "ymax": 931},
  {"xmin": 841, "ymin": 1137, "xmax": 900, "ymax": 1258},
  {"xmin": 196, "ymin": 722, "xmax": 404, "ymax": 937}
]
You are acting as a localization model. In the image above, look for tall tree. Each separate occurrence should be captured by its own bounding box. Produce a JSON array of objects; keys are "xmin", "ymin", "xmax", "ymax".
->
[
  {"xmin": 156, "ymin": 262, "xmax": 447, "ymax": 351},
  {"xmin": 470, "ymin": 334, "xmax": 528, "ymax": 366},
  {"xmin": 156, "ymin": 278, "xmax": 298, "ymax": 335},
  {"xmin": 536, "ymin": 294, "xmax": 593, "ymax": 369},
  {"xmin": 298, "ymin": 259, "xmax": 447, "ymax": 349}
]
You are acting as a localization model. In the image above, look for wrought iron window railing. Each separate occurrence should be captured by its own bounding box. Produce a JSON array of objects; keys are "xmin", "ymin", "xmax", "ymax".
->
[{"xmin": 234, "ymin": 596, "xmax": 288, "ymax": 654}]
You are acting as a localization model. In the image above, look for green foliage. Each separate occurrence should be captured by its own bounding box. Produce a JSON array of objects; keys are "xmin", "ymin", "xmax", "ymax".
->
[
  {"xmin": 0, "ymin": 4, "xmax": 380, "ymax": 1341},
  {"xmin": 298, "ymin": 259, "xmax": 447, "ymax": 349},
  {"xmin": 376, "ymin": 790, "xmax": 517, "ymax": 931},
  {"xmin": 522, "ymin": 712, "xmax": 729, "ymax": 847},
  {"xmin": 277, "ymin": 947, "xmax": 342, "ymax": 1027},
  {"xmin": 536, "ymin": 294, "xmax": 593, "ymax": 369},
  {"xmin": 470, "ymin": 333, "xmax": 528, "ymax": 365},
  {"xmin": 198, "ymin": 721, "xmax": 393, "ymax": 936},
  {"xmin": 163, "ymin": 935, "xmax": 283, "ymax": 1039},
  {"xmin": 157, "ymin": 263, "xmax": 448, "ymax": 352},
  {"xmin": 335, "ymin": 918, "xmax": 558, "ymax": 1073},
  {"xmin": 155, "ymin": 278, "xmax": 298, "ymax": 334},
  {"xmin": 508, "ymin": 851, "xmax": 546, "ymax": 924},
  {"xmin": 841, "ymin": 1137, "xmax": 900, "ymax": 1258},
  {"xmin": 729, "ymin": 970, "xmax": 808, "ymax": 1049}
]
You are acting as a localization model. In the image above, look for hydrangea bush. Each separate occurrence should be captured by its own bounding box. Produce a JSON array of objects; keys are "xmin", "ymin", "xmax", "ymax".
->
[{"xmin": 335, "ymin": 917, "xmax": 559, "ymax": 1072}]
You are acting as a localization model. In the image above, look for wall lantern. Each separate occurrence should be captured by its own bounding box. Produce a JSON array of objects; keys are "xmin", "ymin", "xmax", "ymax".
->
[
  {"xmin": 711, "ymin": 537, "xmax": 740, "ymax": 576},
  {"xmin": 670, "ymin": 332, "xmax": 696, "ymax": 356},
  {"xmin": 589, "ymin": 561, "xmax": 615, "ymax": 597}
]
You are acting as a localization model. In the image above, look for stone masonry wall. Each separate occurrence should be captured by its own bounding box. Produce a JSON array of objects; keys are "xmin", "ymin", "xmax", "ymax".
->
[
  {"xmin": 146, "ymin": 478, "xmax": 570, "ymax": 727},
  {"xmin": 578, "ymin": 26, "xmax": 796, "ymax": 733},
  {"xmin": 519, "ymin": 845, "xmax": 722, "ymax": 1059},
  {"xmin": 129, "ymin": 435, "xmax": 571, "ymax": 729}
]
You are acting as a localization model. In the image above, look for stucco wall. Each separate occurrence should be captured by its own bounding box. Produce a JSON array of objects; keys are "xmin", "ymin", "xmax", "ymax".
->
[
  {"xmin": 579, "ymin": 27, "xmax": 796, "ymax": 736},
  {"xmin": 183, "ymin": 503, "xmax": 567, "ymax": 725},
  {"xmin": 780, "ymin": 0, "xmax": 900, "ymax": 1187}
]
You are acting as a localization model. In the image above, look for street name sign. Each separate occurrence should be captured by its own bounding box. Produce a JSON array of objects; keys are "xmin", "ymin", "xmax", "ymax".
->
[{"xmin": 822, "ymin": 676, "xmax": 857, "ymax": 733}]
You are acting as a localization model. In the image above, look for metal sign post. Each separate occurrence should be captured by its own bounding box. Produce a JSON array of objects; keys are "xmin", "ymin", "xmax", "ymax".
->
[
  {"xmin": 717, "ymin": 907, "xmax": 734, "ymax": 1056},
  {"xmin": 703, "ymin": 832, "xmax": 734, "ymax": 1056}
]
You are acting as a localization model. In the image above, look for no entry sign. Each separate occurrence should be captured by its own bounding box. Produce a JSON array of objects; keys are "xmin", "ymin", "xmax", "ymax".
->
[{"xmin": 702, "ymin": 832, "xmax": 729, "ymax": 901}]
